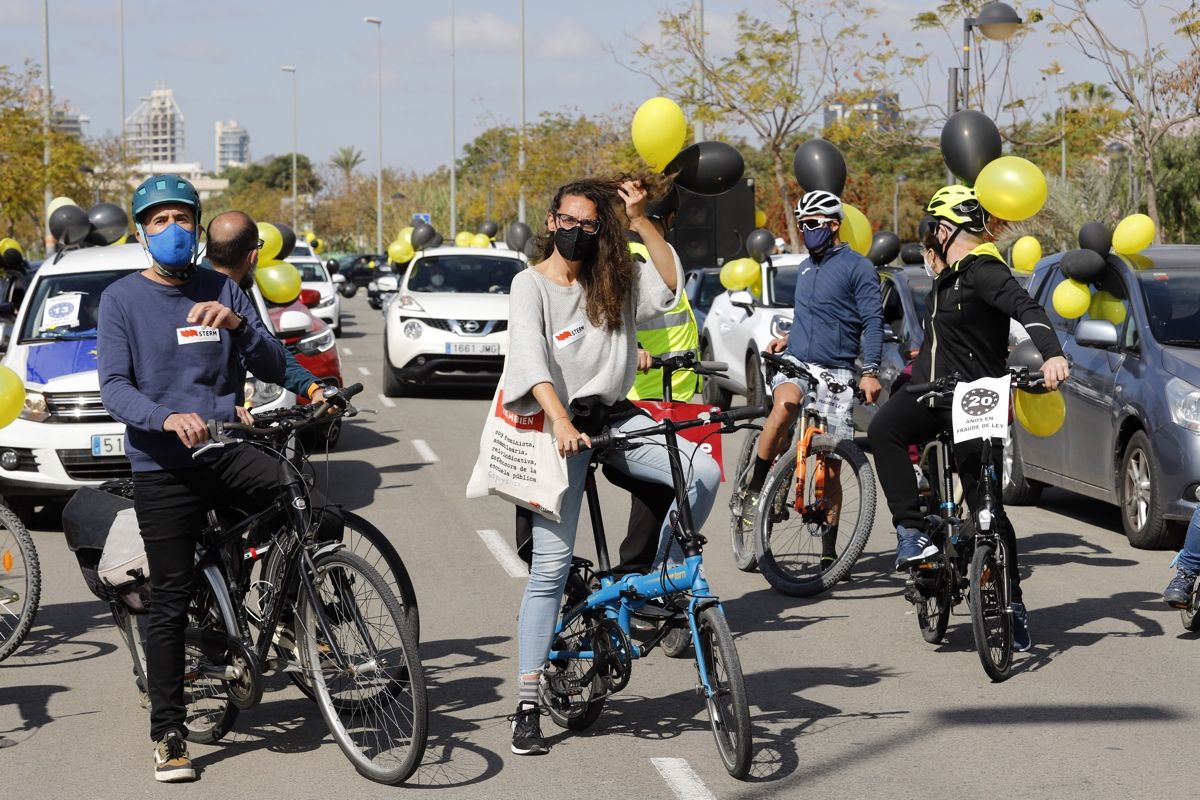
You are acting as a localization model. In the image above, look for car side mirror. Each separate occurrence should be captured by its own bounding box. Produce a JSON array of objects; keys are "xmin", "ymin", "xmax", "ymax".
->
[
  {"xmin": 882, "ymin": 324, "xmax": 902, "ymax": 344},
  {"xmin": 1075, "ymin": 318, "xmax": 1119, "ymax": 349},
  {"xmin": 729, "ymin": 290, "xmax": 755, "ymax": 312},
  {"xmin": 331, "ymin": 273, "xmax": 346, "ymax": 284}
]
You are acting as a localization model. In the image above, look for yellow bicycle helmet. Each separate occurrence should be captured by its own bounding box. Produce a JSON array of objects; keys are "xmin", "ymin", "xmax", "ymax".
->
[{"xmin": 925, "ymin": 185, "xmax": 988, "ymax": 233}]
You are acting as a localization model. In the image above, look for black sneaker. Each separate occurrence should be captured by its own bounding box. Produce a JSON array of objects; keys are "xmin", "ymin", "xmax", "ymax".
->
[
  {"xmin": 509, "ymin": 703, "xmax": 549, "ymax": 755},
  {"xmin": 154, "ymin": 730, "xmax": 196, "ymax": 783},
  {"xmin": 1164, "ymin": 569, "xmax": 1198, "ymax": 608}
]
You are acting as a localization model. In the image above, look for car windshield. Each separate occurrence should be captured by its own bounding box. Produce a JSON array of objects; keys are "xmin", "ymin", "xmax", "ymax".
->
[
  {"xmin": 770, "ymin": 266, "xmax": 797, "ymax": 308},
  {"xmin": 19, "ymin": 269, "xmax": 136, "ymax": 342},
  {"xmin": 1138, "ymin": 271, "xmax": 1200, "ymax": 347},
  {"xmin": 907, "ymin": 274, "xmax": 932, "ymax": 319},
  {"xmin": 407, "ymin": 254, "xmax": 523, "ymax": 294},
  {"xmin": 291, "ymin": 261, "xmax": 328, "ymax": 282}
]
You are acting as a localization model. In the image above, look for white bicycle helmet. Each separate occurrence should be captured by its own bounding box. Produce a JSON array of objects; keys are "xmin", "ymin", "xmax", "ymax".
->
[{"xmin": 795, "ymin": 190, "xmax": 843, "ymax": 220}]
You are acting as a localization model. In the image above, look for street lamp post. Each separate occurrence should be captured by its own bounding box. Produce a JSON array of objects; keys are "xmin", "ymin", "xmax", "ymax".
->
[
  {"xmin": 517, "ymin": 0, "xmax": 526, "ymax": 224},
  {"xmin": 1105, "ymin": 141, "xmax": 1132, "ymax": 212},
  {"xmin": 893, "ymin": 173, "xmax": 907, "ymax": 234},
  {"xmin": 280, "ymin": 66, "xmax": 298, "ymax": 230},
  {"xmin": 42, "ymin": 0, "xmax": 52, "ymax": 254},
  {"xmin": 449, "ymin": 2, "xmax": 458, "ymax": 238},
  {"xmin": 364, "ymin": 16, "xmax": 384, "ymax": 254}
]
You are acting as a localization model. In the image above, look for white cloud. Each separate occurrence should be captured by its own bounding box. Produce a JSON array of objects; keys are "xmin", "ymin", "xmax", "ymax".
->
[
  {"xmin": 536, "ymin": 20, "xmax": 602, "ymax": 60},
  {"xmin": 430, "ymin": 13, "xmax": 519, "ymax": 53}
]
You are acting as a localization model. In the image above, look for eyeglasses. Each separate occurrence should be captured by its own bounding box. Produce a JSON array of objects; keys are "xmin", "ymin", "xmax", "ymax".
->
[
  {"xmin": 798, "ymin": 218, "xmax": 835, "ymax": 231},
  {"xmin": 255, "ymin": 238, "xmax": 265, "ymax": 250},
  {"xmin": 553, "ymin": 212, "xmax": 601, "ymax": 235}
]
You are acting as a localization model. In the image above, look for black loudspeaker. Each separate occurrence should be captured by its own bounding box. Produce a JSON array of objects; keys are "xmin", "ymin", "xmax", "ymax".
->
[{"xmin": 669, "ymin": 178, "xmax": 755, "ymax": 269}]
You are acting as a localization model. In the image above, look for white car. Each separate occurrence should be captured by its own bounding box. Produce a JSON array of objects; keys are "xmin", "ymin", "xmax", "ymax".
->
[
  {"xmin": 700, "ymin": 253, "xmax": 807, "ymax": 407},
  {"xmin": 382, "ymin": 246, "xmax": 526, "ymax": 396},
  {"xmin": 286, "ymin": 252, "xmax": 341, "ymax": 334},
  {"xmin": 0, "ymin": 244, "xmax": 292, "ymax": 499}
]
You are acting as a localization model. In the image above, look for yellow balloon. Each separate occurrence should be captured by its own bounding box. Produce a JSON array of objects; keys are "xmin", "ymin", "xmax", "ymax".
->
[
  {"xmin": 631, "ymin": 96, "xmax": 687, "ymax": 172},
  {"xmin": 1124, "ymin": 252, "xmax": 1153, "ymax": 270},
  {"xmin": 1052, "ymin": 278, "xmax": 1091, "ymax": 319},
  {"xmin": 471, "ymin": 232, "xmax": 491, "ymax": 248},
  {"xmin": 719, "ymin": 257, "xmax": 758, "ymax": 291},
  {"xmin": 0, "ymin": 237, "xmax": 19, "ymax": 259},
  {"xmin": 1011, "ymin": 236, "xmax": 1042, "ymax": 273},
  {"xmin": 454, "ymin": 231, "xmax": 473, "ymax": 247},
  {"xmin": 1112, "ymin": 213, "xmax": 1155, "ymax": 255},
  {"xmin": 304, "ymin": 230, "xmax": 315, "ymax": 242},
  {"xmin": 840, "ymin": 204, "xmax": 872, "ymax": 256},
  {"xmin": 114, "ymin": 234, "xmax": 129, "ymax": 245},
  {"xmin": 397, "ymin": 226, "xmax": 414, "ymax": 248},
  {"xmin": 975, "ymin": 156, "xmax": 1047, "ymax": 221},
  {"xmin": 754, "ymin": 209, "xmax": 767, "ymax": 228},
  {"xmin": 0, "ymin": 365, "xmax": 23, "ymax": 428},
  {"xmin": 1014, "ymin": 389, "xmax": 1066, "ymax": 437},
  {"xmin": 255, "ymin": 260, "xmax": 302, "ymax": 304},
  {"xmin": 257, "ymin": 222, "xmax": 283, "ymax": 262},
  {"xmin": 388, "ymin": 239, "xmax": 414, "ymax": 264},
  {"xmin": 47, "ymin": 196, "xmax": 77, "ymax": 217},
  {"xmin": 748, "ymin": 272, "xmax": 763, "ymax": 298},
  {"xmin": 1089, "ymin": 290, "xmax": 1127, "ymax": 326}
]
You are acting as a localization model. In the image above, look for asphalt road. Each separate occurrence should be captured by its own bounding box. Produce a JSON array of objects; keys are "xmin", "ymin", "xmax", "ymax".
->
[{"xmin": 1, "ymin": 292, "xmax": 1192, "ymax": 799}]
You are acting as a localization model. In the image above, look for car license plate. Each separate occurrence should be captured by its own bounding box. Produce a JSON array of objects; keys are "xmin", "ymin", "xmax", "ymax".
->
[
  {"xmin": 446, "ymin": 342, "xmax": 500, "ymax": 356},
  {"xmin": 91, "ymin": 434, "xmax": 125, "ymax": 457}
]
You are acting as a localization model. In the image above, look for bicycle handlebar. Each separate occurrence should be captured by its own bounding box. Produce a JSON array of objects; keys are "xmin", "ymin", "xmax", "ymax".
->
[
  {"xmin": 648, "ymin": 351, "xmax": 728, "ymax": 377},
  {"xmin": 905, "ymin": 370, "xmax": 1046, "ymax": 398},
  {"xmin": 197, "ymin": 383, "xmax": 365, "ymax": 456},
  {"xmin": 586, "ymin": 404, "xmax": 765, "ymax": 451},
  {"xmin": 760, "ymin": 350, "xmax": 860, "ymax": 397}
]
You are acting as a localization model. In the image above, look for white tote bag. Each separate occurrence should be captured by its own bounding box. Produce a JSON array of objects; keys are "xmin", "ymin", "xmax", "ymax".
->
[{"xmin": 466, "ymin": 380, "xmax": 570, "ymax": 522}]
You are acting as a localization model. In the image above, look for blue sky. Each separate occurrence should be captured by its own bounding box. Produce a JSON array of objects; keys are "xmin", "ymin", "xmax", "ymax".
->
[{"xmin": 0, "ymin": 1, "xmax": 1185, "ymax": 175}]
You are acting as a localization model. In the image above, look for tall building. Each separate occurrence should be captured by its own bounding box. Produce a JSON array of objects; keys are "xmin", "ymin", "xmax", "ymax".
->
[
  {"xmin": 26, "ymin": 86, "xmax": 87, "ymax": 138},
  {"xmin": 125, "ymin": 83, "xmax": 185, "ymax": 164},
  {"xmin": 214, "ymin": 120, "xmax": 250, "ymax": 173},
  {"xmin": 823, "ymin": 92, "xmax": 900, "ymax": 130}
]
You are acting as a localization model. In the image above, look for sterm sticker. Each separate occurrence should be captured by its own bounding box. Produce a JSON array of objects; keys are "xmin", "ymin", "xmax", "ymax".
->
[
  {"xmin": 176, "ymin": 326, "xmax": 220, "ymax": 345},
  {"xmin": 553, "ymin": 321, "xmax": 586, "ymax": 349}
]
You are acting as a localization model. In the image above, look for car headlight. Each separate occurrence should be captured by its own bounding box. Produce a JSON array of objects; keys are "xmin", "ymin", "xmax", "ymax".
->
[
  {"xmin": 398, "ymin": 294, "xmax": 424, "ymax": 312},
  {"xmin": 315, "ymin": 294, "xmax": 335, "ymax": 308},
  {"xmin": 20, "ymin": 391, "xmax": 48, "ymax": 422},
  {"xmin": 297, "ymin": 329, "xmax": 336, "ymax": 355},
  {"xmin": 244, "ymin": 378, "xmax": 284, "ymax": 408},
  {"xmin": 1166, "ymin": 377, "xmax": 1200, "ymax": 433},
  {"xmin": 368, "ymin": 281, "xmax": 378, "ymax": 291},
  {"xmin": 403, "ymin": 320, "xmax": 423, "ymax": 339},
  {"xmin": 770, "ymin": 314, "xmax": 793, "ymax": 339}
]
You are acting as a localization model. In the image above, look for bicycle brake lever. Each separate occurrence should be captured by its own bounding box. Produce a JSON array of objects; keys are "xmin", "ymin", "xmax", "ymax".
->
[{"xmin": 192, "ymin": 440, "xmax": 228, "ymax": 460}]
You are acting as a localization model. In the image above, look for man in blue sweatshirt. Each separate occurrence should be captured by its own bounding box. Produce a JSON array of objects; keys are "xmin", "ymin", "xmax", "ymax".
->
[
  {"xmin": 98, "ymin": 175, "xmax": 288, "ymax": 782},
  {"xmin": 736, "ymin": 189, "xmax": 883, "ymax": 573}
]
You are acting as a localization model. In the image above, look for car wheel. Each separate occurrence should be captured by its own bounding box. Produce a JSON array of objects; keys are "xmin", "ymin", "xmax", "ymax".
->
[
  {"xmin": 745, "ymin": 349, "xmax": 766, "ymax": 407},
  {"xmin": 1119, "ymin": 430, "xmax": 1181, "ymax": 549},
  {"xmin": 700, "ymin": 339, "xmax": 733, "ymax": 409},
  {"xmin": 382, "ymin": 339, "xmax": 406, "ymax": 398},
  {"xmin": 1002, "ymin": 432, "xmax": 1043, "ymax": 506}
]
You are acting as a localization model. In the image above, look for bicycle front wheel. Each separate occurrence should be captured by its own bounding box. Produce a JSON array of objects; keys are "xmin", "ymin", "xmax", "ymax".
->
[
  {"xmin": 0, "ymin": 504, "xmax": 39, "ymax": 662},
  {"xmin": 970, "ymin": 541, "xmax": 1013, "ymax": 682},
  {"xmin": 300, "ymin": 550, "xmax": 428, "ymax": 785},
  {"xmin": 696, "ymin": 607, "xmax": 751, "ymax": 779},
  {"xmin": 325, "ymin": 508, "xmax": 420, "ymax": 642},
  {"xmin": 756, "ymin": 438, "xmax": 876, "ymax": 597},
  {"xmin": 916, "ymin": 565, "xmax": 951, "ymax": 644},
  {"xmin": 728, "ymin": 430, "xmax": 760, "ymax": 572}
]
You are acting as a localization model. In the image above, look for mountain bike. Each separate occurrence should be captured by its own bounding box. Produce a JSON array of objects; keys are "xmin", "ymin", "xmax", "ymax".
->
[
  {"xmin": 903, "ymin": 368, "xmax": 1045, "ymax": 682},
  {"xmin": 540, "ymin": 403, "xmax": 765, "ymax": 779},
  {"xmin": 0, "ymin": 503, "xmax": 39, "ymax": 662},
  {"xmin": 736, "ymin": 351, "xmax": 876, "ymax": 597}
]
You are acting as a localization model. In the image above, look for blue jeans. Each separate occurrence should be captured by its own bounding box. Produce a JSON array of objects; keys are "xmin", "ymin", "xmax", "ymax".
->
[
  {"xmin": 1177, "ymin": 506, "xmax": 1200, "ymax": 573},
  {"xmin": 516, "ymin": 412, "xmax": 721, "ymax": 677}
]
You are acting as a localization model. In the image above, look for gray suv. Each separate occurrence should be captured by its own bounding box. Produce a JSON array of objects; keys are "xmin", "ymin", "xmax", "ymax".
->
[{"xmin": 1006, "ymin": 245, "xmax": 1200, "ymax": 549}]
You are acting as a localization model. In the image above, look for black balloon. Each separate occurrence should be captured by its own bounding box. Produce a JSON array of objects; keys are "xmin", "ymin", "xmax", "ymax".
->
[
  {"xmin": 505, "ymin": 221, "xmax": 533, "ymax": 252},
  {"xmin": 940, "ymin": 110, "xmax": 1002, "ymax": 185},
  {"xmin": 49, "ymin": 204, "xmax": 92, "ymax": 245},
  {"xmin": 666, "ymin": 141, "xmax": 744, "ymax": 196},
  {"xmin": 86, "ymin": 202, "xmax": 129, "ymax": 245},
  {"xmin": 1078, "ymin": 221, "xmax": 1112, "ymax": 256},
  {"xmin": 479, "ymin": 220, "xmax": 499, "ymax": 238},
  {"xmin": 522, "ymin": 237, "xmax": 538, "ymax": 259},
  {"xmin": 900, "ymin": 242, "xmax": 924, "ymax": 265},
  {"xmin": 867, "ymin": 231, "xmax": 902, "ymax": 267},
  {"xmin": 428, "ymin": 232, "xmax": 444, "ymax": 249},
  {"xmin": 1006, "ymin": 338, "xmax": 1050, "ymax": 393},
  {"xmin": 746, "ymin": 228, "xmax": 775, "ymax": 263},
  {"xmin": 274, "ymin": 223, "xmax": 297, "ymax": 260},
  {"xmin": 1061, "ymin": 248, "xmax": 1106, "ymax": 283},
  {"xmin": 411, "ymin": 222, "xmax": 436, "ymax": 249},
  {"xmin": 792, "ymin": 139, "xmax": 847, "ymax": 195}
]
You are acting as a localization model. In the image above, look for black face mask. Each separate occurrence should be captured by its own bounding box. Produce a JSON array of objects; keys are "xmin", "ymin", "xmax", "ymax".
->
[{"xmin": 554, "ymin": 225, "xmax": 598, "ymax": 262}]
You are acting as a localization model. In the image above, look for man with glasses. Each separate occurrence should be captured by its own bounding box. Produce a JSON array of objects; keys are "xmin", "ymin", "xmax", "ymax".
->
[{"xmin": 736, "ymin": 190, "xmax": 883, "ymax": 574}]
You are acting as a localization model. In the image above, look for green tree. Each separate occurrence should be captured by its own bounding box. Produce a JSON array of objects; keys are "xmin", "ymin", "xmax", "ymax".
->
[{"xmin": 1154, "ymin": 131, "xmax": 1200, "ymax": 243}]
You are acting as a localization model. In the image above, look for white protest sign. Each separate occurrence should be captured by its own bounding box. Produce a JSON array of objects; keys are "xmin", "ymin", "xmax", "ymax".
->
[
  {"xmin": 806, "ymin": 362, "xmax": 853, "ymax": 425},
  {"xmin": 951, "ymin": 375, "xmax": 1011, "ymax": 443},
  {"xmin": 40, "ymin": 292, "xmax": 82, "ymax": 331}
]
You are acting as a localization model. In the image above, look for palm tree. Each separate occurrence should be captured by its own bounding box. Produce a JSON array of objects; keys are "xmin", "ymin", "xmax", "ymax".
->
[{"xmin": 330, "ymin": 146, "xmax": 365, "ymax": 191}]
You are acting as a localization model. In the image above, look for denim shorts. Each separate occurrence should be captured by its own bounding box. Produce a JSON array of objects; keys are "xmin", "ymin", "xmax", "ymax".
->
[{"xmin": 769, "ymin": 356, "xmax": 855, "ymax": 440}]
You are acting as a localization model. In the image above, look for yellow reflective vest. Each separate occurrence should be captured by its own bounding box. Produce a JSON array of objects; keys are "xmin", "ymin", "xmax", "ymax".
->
[{"xmin": 627, "ymin": 242, "xmax": 702, "ymax": 402}]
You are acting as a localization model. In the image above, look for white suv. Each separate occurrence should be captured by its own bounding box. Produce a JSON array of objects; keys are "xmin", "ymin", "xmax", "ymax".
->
[
  {"xmin": 699, "ymin": 253, "xmax": 807, "ymax": 407},
  {"xmin": 382, "ymin": 246, "xmax": 526, "ymax": 396}
]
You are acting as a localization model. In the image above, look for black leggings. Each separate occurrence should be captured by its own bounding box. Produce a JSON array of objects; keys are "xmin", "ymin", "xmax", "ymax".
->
[{"xmin": 867, "ymin": 389, "xmax": 1022, "ymax": 598}]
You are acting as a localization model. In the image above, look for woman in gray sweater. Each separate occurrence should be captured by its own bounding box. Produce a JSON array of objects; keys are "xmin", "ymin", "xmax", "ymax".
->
[{"xmin": 502, "ymin": 177, "xmax": 721, "ymax": 756}]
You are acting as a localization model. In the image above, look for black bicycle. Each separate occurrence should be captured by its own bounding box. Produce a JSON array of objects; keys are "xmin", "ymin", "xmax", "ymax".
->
[
  {"xmin": 0, "ymin": 502, "xmax": 39, "ymax": 662},
  {"xmin": 904, "ymin": 368, "xmax": 1045, "ymax": 682}
]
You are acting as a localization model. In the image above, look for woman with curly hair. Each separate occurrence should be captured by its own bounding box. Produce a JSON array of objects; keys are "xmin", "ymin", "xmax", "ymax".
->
[{"xmin": 502, "ymin": 177, "xmax": 721, "ymax": 756}]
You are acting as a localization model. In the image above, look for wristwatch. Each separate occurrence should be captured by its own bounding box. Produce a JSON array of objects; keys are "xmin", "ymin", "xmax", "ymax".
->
[{"xmin": 231, "ymin": 312, "xmax": 248, "ymax": 336}]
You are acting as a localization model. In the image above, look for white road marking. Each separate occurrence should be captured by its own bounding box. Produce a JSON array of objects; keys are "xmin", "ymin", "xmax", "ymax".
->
[
  {"xmin": 477, "ymin": 529, "xmax": 527, "ymax": 578},
  {"xmin": 342, "ymin": 347, "xmax": 353, "ymax": 356},
  {"xmin": 377, "ymin": 394, "xmax": 396, "ymax": 408},
  {"xmin": 357, "ymin": 366, "xmax": 372, "ymax": 376},
  {"xmin": 412, "ymin": 439, "xmax": 439, "ymax": 463},
  {"xmin": 650, "ymin": 758, "xmax": 716, "ymax": 800}
]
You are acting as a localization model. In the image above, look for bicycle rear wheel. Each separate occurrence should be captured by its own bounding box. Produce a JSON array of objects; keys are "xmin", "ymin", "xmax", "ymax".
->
[
  {"xmin": 696, "ymin": 607, "xmax": 751, "ymax": 779},
  {"xmin": 915, "ymin": 564, "xmax": 951, "ymax": 644},
  {"xmin": 543, "ymin": 573, "xmax": 607, "ymax": 730},
  {"xmin": 970, "ymin": 541, "xmax": 1013, "ymax": 682},
  {"xmin": 300, "ymin": 550, "xmax": 427, "ymax": 785},
  {"xmin": 756, "ymin": 438, "xmax": 876, "ymax": 597},
  {"xmin": 728, "ymin": 430, "xmax": 760, "ymax": 572},
  {"xmin": 0, "ymin": 504, "xmax": 39, "ymax": 662}
]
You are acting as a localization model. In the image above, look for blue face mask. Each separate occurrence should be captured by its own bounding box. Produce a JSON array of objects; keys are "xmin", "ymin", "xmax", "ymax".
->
[
  {"xmin": 145, "ymin": 223, "xmax": 196, "ymax": 270},
  {"xmin": 802, "ymin": 225, "xmax": 835, "ymax": 255}
]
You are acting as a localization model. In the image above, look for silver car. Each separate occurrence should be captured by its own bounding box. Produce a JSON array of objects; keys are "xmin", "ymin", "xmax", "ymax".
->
[{"xmin": 1006, "ymin": 245, "xmax": 1200, "ymax": 549}]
